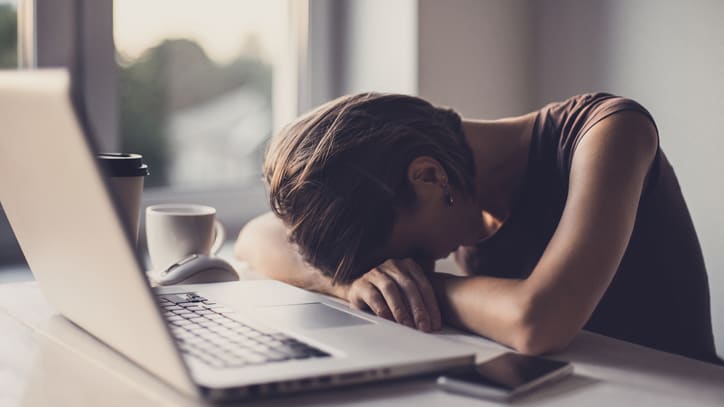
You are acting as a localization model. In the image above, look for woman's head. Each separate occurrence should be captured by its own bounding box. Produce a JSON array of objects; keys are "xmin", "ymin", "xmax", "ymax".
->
[{"xmin": 264, "ymin": 93, "xmax": 478, "ymax": 283}]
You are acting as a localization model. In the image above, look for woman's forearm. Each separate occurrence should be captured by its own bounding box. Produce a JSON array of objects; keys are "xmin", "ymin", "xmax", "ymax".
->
[
  {"xmin": 431, "ymin": 273, "xmax": 539, "ymax": 352},
  {"xmin": 433, "ymin": 273, "xmax": 581, "ymax": 354},
  {"xmin": 234, "ymin": 212, "xmax": 347, "ymax": 299}
]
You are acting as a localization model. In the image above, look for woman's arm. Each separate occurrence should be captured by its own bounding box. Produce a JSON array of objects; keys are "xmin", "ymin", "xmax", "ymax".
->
[
  {"xmin": 234, "ymin": 212, "xmax": 348, "ymax": 298},
  {"xmin": 432, "ymin": 110, "xmax": 659, "ymax": 354},
  {"xmin": 235, "ymin": 212, "xmax": 442, "ymax": 331}
]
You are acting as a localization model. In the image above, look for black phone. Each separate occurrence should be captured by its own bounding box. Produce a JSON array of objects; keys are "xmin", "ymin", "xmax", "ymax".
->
[{"xmin": 437, "ymin": 352, "xmax": 573, "ymax": 401}]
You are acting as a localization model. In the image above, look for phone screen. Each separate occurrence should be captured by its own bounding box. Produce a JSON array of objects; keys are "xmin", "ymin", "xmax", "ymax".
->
[{"xmin": 452, "ymin": 352, "xmax": 570, "ymax": 391}]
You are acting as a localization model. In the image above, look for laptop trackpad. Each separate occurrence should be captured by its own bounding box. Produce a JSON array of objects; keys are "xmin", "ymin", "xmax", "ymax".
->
[{"xmin": 257, "ymin": 303, "xmax": 373, "ymax": 330}]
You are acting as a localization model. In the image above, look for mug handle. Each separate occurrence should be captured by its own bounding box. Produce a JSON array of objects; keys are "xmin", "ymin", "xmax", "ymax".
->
[{"xmin": 210, "ymin": 220, "xmax": 226, "ymax": 255}]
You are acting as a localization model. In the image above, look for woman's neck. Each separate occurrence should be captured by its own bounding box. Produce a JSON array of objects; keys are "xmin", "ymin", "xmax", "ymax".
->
[{"xmin": 461, "ymin": 112, "xmax": 537, "ymax": 222}]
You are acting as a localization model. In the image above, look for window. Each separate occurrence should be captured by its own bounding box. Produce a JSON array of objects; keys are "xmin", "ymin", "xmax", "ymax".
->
[
  {"xmin": 114, "ymin": 1, "xmax": 290, "ymax": 190},
  {"xmin": 0, "ymin": 0, "xmax": 304, "ymax": 264},
  {"xmin": 113, "ymin": 0, "xmax": 300, "ymax": 238},
  {"xmin": 0, "ymin": 0, "xmax": 20, "ymax": 264},
  {"xmin": 0, "ymin": 0, "xmax": 15, "ymax": 69}
]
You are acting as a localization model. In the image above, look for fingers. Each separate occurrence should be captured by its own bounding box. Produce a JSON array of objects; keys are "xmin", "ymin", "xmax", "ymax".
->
[
  {"xmin": 405, "ymin": 263, "xmax": 442, "ymax": 331},
  {"xmin": 367, "ymin": 269, "xmax": 414, "ymax": 328},
  {"xmin": 382, "ymin": 260, "xmax": 435, "ymax": 332},
  {"xmin": 347, "ymin": 260, "xmax": 442, "ymax": 332},
  {"xmin": 349, "ymin": 279, "xmax": 392, "ymax": 320}
]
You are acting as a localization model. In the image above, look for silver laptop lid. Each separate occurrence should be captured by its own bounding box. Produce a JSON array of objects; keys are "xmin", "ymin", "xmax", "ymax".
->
[{"xmin": 0, "ymin": 70, "xmax": 197, "ymax": 396}]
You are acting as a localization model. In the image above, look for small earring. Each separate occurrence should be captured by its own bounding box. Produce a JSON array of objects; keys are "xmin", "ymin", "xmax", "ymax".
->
[{"xmin": 444, "ymin": 188, "xmax": 454, "ymax": 207}]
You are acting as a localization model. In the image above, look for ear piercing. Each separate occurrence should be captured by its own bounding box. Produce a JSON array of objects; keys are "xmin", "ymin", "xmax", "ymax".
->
[{"xmin": 444, "ymin": 187, "xmax": 454, "ymax": 207}]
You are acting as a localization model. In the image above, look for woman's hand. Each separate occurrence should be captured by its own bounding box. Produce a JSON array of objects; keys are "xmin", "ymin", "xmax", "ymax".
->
[{"xmin": 344, "ymin": 258, "xmax": 442, "ymax": 332}]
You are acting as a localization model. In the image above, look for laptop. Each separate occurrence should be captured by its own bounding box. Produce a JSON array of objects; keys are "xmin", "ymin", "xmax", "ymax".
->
[{"xmin": 0, "ymin": 70, "xmax": 475, "ymax": 401}]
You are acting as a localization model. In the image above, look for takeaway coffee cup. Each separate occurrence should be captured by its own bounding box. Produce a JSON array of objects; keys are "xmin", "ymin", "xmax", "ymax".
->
[
  {"xmin": 145, "ymin": 204, "xmax": 226, "ymax": 272},
  {"xmin": 97, "ymin": 153, "xmax": 149, "ymax": 243}
]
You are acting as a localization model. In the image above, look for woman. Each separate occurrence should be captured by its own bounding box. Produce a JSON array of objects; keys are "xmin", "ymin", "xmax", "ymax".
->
[{"xmin": 235, "ymin": 92, "xmax": 719, "ymax": 364}]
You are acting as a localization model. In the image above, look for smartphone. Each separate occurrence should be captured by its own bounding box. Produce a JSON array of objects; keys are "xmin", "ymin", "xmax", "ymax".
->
[{"xmin": 437, "ymin": 352, "xmax": 573, "ymax": 401}]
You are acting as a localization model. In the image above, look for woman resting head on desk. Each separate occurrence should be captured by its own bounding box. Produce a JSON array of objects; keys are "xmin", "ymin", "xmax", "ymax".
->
[{"xmin": 235, "ymin": 92, "xmax": 720, "ymax": 364}]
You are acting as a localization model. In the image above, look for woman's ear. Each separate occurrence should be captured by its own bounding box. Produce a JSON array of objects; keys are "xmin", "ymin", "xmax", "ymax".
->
[{"xmin": 407, "ymin": 157, "xmax": 449, "ymax": 201}]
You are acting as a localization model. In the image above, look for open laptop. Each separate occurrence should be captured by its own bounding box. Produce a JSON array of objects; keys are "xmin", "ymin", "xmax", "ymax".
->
[{"xmin": 0, "ymin": 70, "xmax": 475, "ymax": 401}]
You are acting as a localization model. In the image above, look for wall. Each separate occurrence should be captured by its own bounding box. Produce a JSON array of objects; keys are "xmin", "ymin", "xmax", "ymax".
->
[
  {"xmin": 418, "ymin": 0, "xmax": 533, "ymax": 118},
  {"xmin": 335, "ymin": 0, "xmax": 417, "ymax": 97}
]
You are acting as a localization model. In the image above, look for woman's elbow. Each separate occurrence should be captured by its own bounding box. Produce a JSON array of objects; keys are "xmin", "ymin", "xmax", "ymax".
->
[
  {"xmin": 509, "ymin": 304, "xmax": 577, "ymax": 356},
  {"xmin": 233, "ymin": 224, "xmax": 252, "ymax": 261},
  {"xmin": 233, "ymin": 214, "xmax": 268, "ymax": 262},
  {"xmin": 510, "ymin": 326, "xmax": 573, "ymax": 356}
]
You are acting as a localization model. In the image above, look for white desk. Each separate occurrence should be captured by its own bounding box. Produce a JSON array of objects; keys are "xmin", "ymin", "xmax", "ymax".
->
[{"xmin": 1, "ymin": 270, "xmax": 723, "ymax": 406}]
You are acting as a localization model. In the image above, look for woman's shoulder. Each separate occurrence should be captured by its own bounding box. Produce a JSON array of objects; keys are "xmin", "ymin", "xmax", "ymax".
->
[
  {"xmin": 539, "ymin": 93, "xmax": 655, "ymax": 128},
  {"xmin": 533, "ymin": 93, "xmax": 658, "ymax": 177}
]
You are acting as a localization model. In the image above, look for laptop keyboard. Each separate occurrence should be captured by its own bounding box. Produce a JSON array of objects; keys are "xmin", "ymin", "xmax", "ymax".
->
[{"xmin": 158, "ymin": 293, "xmax": 330, "ymax": 369}]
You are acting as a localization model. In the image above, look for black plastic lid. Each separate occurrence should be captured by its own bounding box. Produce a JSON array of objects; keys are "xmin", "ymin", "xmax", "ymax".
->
[{"xmin": 97, "ymin": 153, "xmax": 150, "ymax": 177}]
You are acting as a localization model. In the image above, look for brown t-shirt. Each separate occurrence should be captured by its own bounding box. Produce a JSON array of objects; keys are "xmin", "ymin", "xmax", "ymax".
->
[{"xmin": 456, "ymin": 93, "xmax": 719, "ymax": 363}]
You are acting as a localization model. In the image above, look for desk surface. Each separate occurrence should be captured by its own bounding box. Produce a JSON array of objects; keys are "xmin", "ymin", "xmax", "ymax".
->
[{"xmin": 2, "ymin": 276, "xmax": 724, "ymax": 406}]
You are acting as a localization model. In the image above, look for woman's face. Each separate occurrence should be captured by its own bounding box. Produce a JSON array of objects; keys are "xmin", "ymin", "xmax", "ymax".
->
[
  {"xmin": 380, "ymin": 158, "xmax": 485, "ymax": 263},
  {"xmin": 384, "ymin": 191, "xmax": 484, "ymax": 262}
]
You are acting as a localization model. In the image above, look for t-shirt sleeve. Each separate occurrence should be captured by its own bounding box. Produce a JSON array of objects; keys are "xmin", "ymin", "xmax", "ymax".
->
[{"xmin": 549, "ymin": 93, "xmax": 660, "ymax": 179}]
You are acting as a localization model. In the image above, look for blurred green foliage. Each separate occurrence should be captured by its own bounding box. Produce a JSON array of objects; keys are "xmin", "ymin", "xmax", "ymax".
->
[
  {"xmin": 0, "ymin": 4, "xmax": 19, "ymax": 264},
  {"xmin": 118, "ymin": 46, "xmax": 168, "ymax": 187},
  {"xmin": 0, "ymin": 4, "xmax": 16, "ymax": 68},
  {"xmin": 118, "ymin": 38, "xmax": 272, "ymax": 187}
]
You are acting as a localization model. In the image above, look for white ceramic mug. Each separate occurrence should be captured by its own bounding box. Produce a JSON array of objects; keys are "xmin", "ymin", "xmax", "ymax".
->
[{"xmin": 145, "ymin": 204, "xmax": 225, "ymax": 271}]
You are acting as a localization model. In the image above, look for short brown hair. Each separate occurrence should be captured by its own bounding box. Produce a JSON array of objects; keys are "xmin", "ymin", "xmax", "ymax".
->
[{"xmin": 264, "ymin": 93, "xmax": 475, "ymax": 283}]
